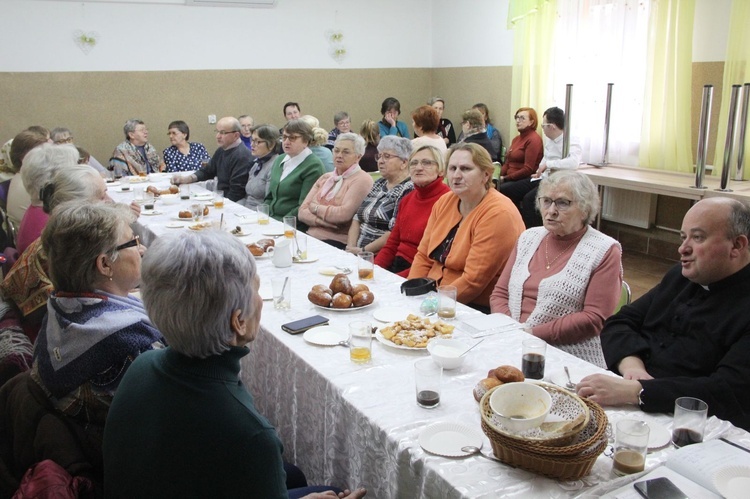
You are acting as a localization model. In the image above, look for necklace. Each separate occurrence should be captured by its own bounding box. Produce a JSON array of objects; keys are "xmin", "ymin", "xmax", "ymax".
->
[{"xmin": 544, "ymin": 233, "xmax": 583, "ymax": 270}]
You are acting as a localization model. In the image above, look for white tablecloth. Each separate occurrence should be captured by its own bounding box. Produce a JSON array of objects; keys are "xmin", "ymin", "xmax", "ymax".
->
[{"xmin": 111, "ymin": 176, "xmax": 750, "ymax": 498}]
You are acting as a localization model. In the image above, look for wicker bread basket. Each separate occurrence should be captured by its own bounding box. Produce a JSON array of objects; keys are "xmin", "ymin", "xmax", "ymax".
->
[
  {"xmin": 480, "ymin": 382, "xmax": 591, "ymax": 447},
  {"xmin": 480, "ymin": 388, "xmax": 609, "ymax": 480}
]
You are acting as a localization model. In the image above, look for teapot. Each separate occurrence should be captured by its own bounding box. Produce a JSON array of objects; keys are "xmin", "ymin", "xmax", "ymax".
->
[{"xmin": 269, "ymin": 238, "xmax": 293, "ymax": 268}]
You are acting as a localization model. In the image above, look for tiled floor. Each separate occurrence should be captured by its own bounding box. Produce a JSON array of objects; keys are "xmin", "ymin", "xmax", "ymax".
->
[{"xmin": 622, "ymin": 250, "xmax": 677, "ymax": 301}]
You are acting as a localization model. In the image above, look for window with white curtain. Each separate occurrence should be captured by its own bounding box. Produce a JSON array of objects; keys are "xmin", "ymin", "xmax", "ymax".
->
[{"xmin": 550, "ymin": 0, "xmax": 650, "ymax": 166}]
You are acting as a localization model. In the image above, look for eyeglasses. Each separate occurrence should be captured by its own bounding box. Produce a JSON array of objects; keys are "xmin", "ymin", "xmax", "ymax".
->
[
  {"xmin": 332, "ymin": 147, "xmax": 355, "ymax": 156},
  {"xmin": 409, "ymin": 159, "xmax": 438, "ymax": 168},
  {"xmin": 215, "ymin": 129, "xmax": 237, "ymax": 135},
  {"xmin": 251, "ymin": 137, "xmax": 267, "ymax": 145},
  {"xmin": 282, "ymin": 134, "xmax": 301, "ymax": 142},
  {"xmin": 376, "ymin": 153, "xmax": 400, "ymax": 161},
  {"xmin": 115, "ymin": 235, "xmax": 141, "ymax": 252},
  {"xmin": 514, "ymin": 115, "xmax": 529, "ymax": 121},
  {"xmin": 541, "ymin": 123, "xmax": 554, "ymax": 128},
  {"xmin": 54, "ymin": 137, "xmax": 73, "ymax": 144},
  {"xmin": 538, "ymin": 197, "xmax": 573, "ymax": 210}
]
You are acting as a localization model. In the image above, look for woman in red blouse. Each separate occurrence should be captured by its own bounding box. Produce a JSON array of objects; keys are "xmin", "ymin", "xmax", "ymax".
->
[{"xmin": 497, "ymin": 107, "xmax": 543, "ymax": 208}]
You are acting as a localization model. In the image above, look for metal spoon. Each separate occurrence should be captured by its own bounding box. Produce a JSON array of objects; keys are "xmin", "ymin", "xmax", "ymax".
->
[
  {"xmin": 564, "ymin": 366, "xmax": 576, "ymax": 390},
  {"xmin": 460, "ymin": 338, "xmax": 485, "ymax": 357},
  {"xmin": 334, "ymin": 266, "xmax": 351, "ymax": 274},
  {"xmin": 337, "ymin": 340, "xmax": 349, "ymax": 347},
  {"xmin": 460, "ymin": 446, "xmax": 503, "ymax": 463}
]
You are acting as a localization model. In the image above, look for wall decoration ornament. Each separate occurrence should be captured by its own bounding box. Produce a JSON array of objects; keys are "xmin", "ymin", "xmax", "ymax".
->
[
  {"xmin": 73, "ymin": 30, "xmax": 99, "ymax": 55},
  {"xmin": 324, "ymin": 29, "xmax": 346, "ymax": 63}
]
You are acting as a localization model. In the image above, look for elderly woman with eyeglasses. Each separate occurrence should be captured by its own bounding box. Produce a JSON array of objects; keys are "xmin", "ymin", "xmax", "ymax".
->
[
  {"xmin": 6, "ymin": 202, "xmax": 164, "ymax": 491},
  {"xmin": 264, "ymin": 119, "xmax": 326, "ymax": 225},
  {"xmin": 242, "ymin": 124, "xmax": 280, "ymax": 209},
  {"xmin": 345, "ymin": 136, "xmax": 413, "ymax": 255},
  {"xmin": 299, "ymin": 133, "xmax": 373, "ymax": 249},
  {"xmin": 1, "ymin": 165, "xmax": 138, "ymax": 338},
  {"xmin": 490, "ymin": 171, "xmax": 622, "ymax": 367},
  {"xmin": 409, "ymin": 143, "xmax": 525, "ymax": 311},
  {"xmin": 375, "ymin": 145, "xmax": 451, "ymax": 277}
]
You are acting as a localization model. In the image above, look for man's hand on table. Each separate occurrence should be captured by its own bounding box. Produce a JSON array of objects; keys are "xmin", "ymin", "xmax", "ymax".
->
[
  {"xmin": 576, "ymin": 374, "xmax": 642, "ymax": 407},
  {"xmin": 617, "ymin": 356, "xmax": 654, "ymax": 381},
  {"xmin": 302, "ymin": 488, "xmax": 366, "ymax": 499}
]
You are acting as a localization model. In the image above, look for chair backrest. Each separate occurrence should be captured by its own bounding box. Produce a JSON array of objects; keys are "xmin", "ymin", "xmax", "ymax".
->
[
  {"xmin": 0, "ymin": 179, "xmax": 11, "ymax": 212},
  {"xmin": 615, "ymin": 281, "xmax": 632, "ymax": 313}
]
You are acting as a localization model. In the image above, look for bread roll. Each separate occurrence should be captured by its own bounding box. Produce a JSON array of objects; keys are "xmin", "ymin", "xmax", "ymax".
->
[
  {"xmin": 308, "ymin": 290, "xmax": 332, "ymax": 307},
  {"xmin": 169, "ymin": 185, "xmax": 179, "ymax": 194},
  {"xmin": 330, "ymin": 274, "xmax": 352, "ymax": 296},
  {"xmin": 473, "ymin": 377, "xmax": 502, "ymax": 402},
  {"xmin": 351, "ymin": 284, "xmax": 370, "ymax": 295},
  {"xmin": 203, "ymin": 205, "xmax": 209, "ymax": 216},
  {"xmin": 492, "ymin": 365, "xmax": 525, "ymax": 383},
  {"xmin": 178, "ymin": 210, "xmax": 192, "ymax": 219},
  {"xmin": 147, "ymin": 185, "xmax": 160, "ymax": 195},
  {"xmin": 352, "ymin": 290, "xmax": 374, "ymax": 307},
  {"xmin": 247, "ymin": 244, "xmax": 265, "ymax": 257},
  {"xmin": 331, "ymin": 292, "xmax": 352, "ymax": 309},
  {"xmin": 311, "ymin": 284, "xmax": 333, "ymax": 295}
]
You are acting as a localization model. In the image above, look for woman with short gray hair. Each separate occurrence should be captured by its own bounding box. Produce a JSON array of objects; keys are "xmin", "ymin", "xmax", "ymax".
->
[
  {"xmin": 490, "ymin": 170, "xmax": 622, "ymax": 367},
  {"xmin": 242, "ymin": 124, "xmax": 280, "ymax": 210},
  {"xmin": 299, "ymin": 133, "xmax": 374, "ymax": 248},
  {"xmin": 104, "ymin": 230, "xmax": 366, "ymax": 498},
  {"xmin": 345, "ymin": 136, "xmax": 413, "ymax": 255},
  {"xmin": 16, "ymin": 143, "xmax": 79, "ymax": 253},
  {"xmin": 28, "ymin": 202, "xmax": 163, "ymax": 489}
]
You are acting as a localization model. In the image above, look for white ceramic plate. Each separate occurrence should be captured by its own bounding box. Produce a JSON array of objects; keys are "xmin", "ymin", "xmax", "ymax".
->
[
  {"xmin": 318, "ymin": 267, "xmax": 352, "ymax": 276},
  {"xmin": 647, "ymin": 421, "xmax": 671, "ymax": 450},
  {"xmin": 547, "ymin": 369, "xmax": 579, "ymax": 391},
  {"xmin": 172, "ymin": 216, "xmax": 196, "ymax": 221},
  {"xmin": 372, "ymin": 307, "xmax": 415, "ymax": 323},
  {"xmin": 303, "ymin": 326, "xmax": 348, "ymax": 346},
  {"xmin": 713, "ymin": 465, "xmax": 750, "ymax": 499},
  {"xmin": 293, "ymin": 256, "xmax": 319, "ymax": 264},
  {"xmin": 419, "ymin": 422, "xmax": 483, "ymax": 458},
  {"xmin": 128, "ymin": 176, "xmax": 149, "ymax": 183},
  {"xmin": 311, "ymin": 300, "xmax": 375, "ymax": 313},
  {"xmin": 165, "ymin": 222, "xmax": 185, "ymax": 229},
  {"xmin": 228, "ymin": 229, "xmax": 251, "ymax": 237},
  {"xmin": 262, "ymin": 230, "xmax": 285, "ymax": 237},
  {"xmin": 140, "ymin": 209, "xmax": 163, "ymax": 216},
  {"xmin": 374, "ymin": 330, "xmax": 429, "ymax": 351}
]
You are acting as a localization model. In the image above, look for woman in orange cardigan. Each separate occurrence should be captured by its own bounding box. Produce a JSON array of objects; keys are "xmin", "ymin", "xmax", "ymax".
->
[{"xmin": 408, "ymin": 143, "xmax": 525, "ymax": 311}]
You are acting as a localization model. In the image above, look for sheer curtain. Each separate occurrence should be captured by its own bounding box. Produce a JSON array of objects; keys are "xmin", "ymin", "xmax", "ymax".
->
[
  {"xmin": 639, "ymin": 0, "xmax": 695, "ymax": 172},
  {"xmin": 549, "ymin": 0, "xmax": 650, "ymax": 166},
  {"xmin": 507, "ymin": 0, "xmax": 558, "ymax": 140},
  {"xmin": 713, "ymin": 0, "xmax": 750, "ymax": 179}
]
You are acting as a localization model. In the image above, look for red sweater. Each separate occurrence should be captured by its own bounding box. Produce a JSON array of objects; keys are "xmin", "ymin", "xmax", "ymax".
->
[
  {"xmin": 501, "ymin": 127, "xmax": 543, "ymax": 181},
  {"xmin": 375, "ymin": 177, "xmax": 450, "ymax": 277}
]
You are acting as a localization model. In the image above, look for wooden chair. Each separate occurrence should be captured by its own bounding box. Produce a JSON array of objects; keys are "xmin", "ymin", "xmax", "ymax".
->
[{"xmin": 615, "ymin": 281, "xmax": 632, "ymax": 313}]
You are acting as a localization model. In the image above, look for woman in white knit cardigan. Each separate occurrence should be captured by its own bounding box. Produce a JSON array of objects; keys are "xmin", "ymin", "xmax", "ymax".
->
[{"xmin": 489, "ymin": 170, "xmax": 622, "ymax": 367}]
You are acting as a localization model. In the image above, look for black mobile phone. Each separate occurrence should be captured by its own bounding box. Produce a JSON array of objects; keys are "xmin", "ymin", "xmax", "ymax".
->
[
  {"xmin": 633, "ymin": 477, "xmax": 689, "ymax": 499},
  {"xmin": 281, "ymin": 315, "xmax": 329, "ymax": 335}
]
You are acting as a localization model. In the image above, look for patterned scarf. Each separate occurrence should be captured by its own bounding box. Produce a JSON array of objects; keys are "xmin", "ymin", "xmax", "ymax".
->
[{"xmin": 318, "ymin": 163, "xmax": 361, "ymax": 201}]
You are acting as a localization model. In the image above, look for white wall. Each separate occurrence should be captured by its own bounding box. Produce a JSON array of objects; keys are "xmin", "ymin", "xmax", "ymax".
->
[
  {"xmin": 0, "ymin": 0, "xmax": 731, "ymax": 72},
  {"xmin": 431, "ymin": 0, "xmax": 514, "ymax": 67},
  {"xmin": 0, "ymin": 0, "xmax": 437, "ymax": 71},
  {"xmin": 692, "ymin": 0, "xmax": 731, "ymax": 62}
]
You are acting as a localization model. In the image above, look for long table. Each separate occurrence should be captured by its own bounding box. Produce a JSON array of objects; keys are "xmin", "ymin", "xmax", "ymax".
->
[{"xmin": 109, "ymin": 174, "xmax": 750, "ymax": 498}]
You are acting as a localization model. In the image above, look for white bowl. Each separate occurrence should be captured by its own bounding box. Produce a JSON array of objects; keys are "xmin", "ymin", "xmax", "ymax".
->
[
  {"xmin": 427, "ymin": 338, "xmax": 468, "ymax": 370},
  {"xmin": 160, "ymin": 194, "xmax": 179, "ymax": 205},
  {"xmin": 489, "ymin": 382, "xmax": 551, "ymax": 433}
]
